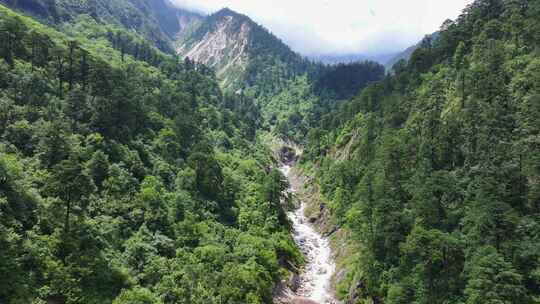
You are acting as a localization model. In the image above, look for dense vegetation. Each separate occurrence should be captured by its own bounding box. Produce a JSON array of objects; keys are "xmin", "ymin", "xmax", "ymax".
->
[
  {"xmin": 0, "ymin": 4, "xmax": 301, "ymax": 304},
  {"xmin": 302, "ymin": 0, "xmax": 540, "ymax": 303},
  {"xmin": 180, "ymin": 7, "xmax": 316, "ymax": 92},
  {"xmin": 0, "ymin": 0, "xmax": 200, "ymax": 53},
  {"xmin": 2, "ymin": 0, "xmax": 539, "ymax": 303},
  {"xmin": 177, "ymin": 8, "xmax": 386, "ymax": 143},
  {"xmin": 314, "ymin": 61, "xmax": 385, "ymax": 100}
]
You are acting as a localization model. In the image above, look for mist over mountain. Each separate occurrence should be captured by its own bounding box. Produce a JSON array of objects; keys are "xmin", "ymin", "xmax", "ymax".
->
[
  {"xmin": 385, "ymin": 31, "xmax": 440, "ymax": 70},
  {"xmin": 169, "ymin": 0, "xmax": 473, "ymax": 56},
  {"xmin": 309, "ymin": 52, "xmax": 399, "ymax": 66}
]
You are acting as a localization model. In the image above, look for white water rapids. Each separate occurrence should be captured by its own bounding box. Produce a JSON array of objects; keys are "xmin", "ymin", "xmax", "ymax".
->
[{"xmin": 279, "ymin": 164, "xmax": 338, "ymax": 304}]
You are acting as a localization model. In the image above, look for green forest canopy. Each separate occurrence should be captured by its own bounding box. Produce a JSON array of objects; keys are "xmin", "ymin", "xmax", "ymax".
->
[
  {"xmin": 0, "ymin": 0, "xmax": 539, "ymax": 303},
  {"xmin": 0, "ymin": 4, "xmax": 300, "ymax": 303},
  {"xmin": 302, "ymin": 0, "xmax": 540, "ymax": 303}
]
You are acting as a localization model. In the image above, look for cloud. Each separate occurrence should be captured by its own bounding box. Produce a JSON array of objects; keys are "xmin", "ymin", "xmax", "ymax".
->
[{"xmin": 170, "ymin": 0, "xmax": 474, "ymax": 55}]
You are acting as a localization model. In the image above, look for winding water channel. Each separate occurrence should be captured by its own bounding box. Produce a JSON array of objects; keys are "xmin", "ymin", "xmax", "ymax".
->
[{"xmin": 279, "ymin": 164, "xmax": 338, "ymax": 304}]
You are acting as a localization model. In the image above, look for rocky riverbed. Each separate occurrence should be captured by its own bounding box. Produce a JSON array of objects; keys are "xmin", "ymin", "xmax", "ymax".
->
[{"xmin": 278, "ymin": 163, "xmax": 338, "ymax": 304}]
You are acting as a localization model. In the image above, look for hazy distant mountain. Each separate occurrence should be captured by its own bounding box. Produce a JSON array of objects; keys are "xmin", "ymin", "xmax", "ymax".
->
[
  {"xmin": 384, "ymin": 44, "xmax": 419, "ymax": 70},
  {"xmin": 139, "ymin": 0, "xmax": 203, "ymax": 41},
  {"xmin": 385, "ymin": 32, "xmax": 440, "ymax": 71},
  {"xmin": 310, "ymin": 53, "xmax": 398, "ymax": 65},
  {"xmin": 310, "ymin": 54, "xmax": 369, "ymax": 65}
]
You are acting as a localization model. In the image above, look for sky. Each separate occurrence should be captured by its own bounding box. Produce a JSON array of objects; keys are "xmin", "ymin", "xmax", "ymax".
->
[{"xmin": 170, "ymin": 0, "xmax": 474, "ymax": 56}]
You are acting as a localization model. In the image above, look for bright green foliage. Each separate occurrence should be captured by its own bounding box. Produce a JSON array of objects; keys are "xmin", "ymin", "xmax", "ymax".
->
[
  {"xmin": 0, "ymin": 0, "xmax": 202, "ymax": 53},
  {"xmin": 465, "ymin": 246, "xmax": 525, "ymax": 304},
  {"xmin": 179, "ymin": 9, "xmax": 385, "ymax": 142},
  {"xmin": 0, "ymin": 4, "xmax": 299, "ymax": 304},
  {"xmin": 112, "ymin": 287, "xmax": 163, "ymax": 304},
  {"xmin": 1, "ymin": 0, "xmax": 539, "ymax": 303},
  {"xmin": 303, "ymin": 1, "xmax": 540, "ymax": 303}
]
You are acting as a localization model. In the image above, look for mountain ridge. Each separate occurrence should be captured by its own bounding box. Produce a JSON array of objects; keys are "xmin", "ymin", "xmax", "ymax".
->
[
  {"xmin": 176, "ymin": 7, "xmax": 310, "ymax": 90},
  {"xmin": 1, "ymin": 0, "xmax": 539, "ymax": 304},
  {"xmin": 0, "ymin": 0, "xmax": 204, "ymax": 52},
  {"xmin": 309, "ymin": 52, "xmax": 398, "ymax": 66},
  {"xmin": 384, "ymin": 31, "xmax": 440, "ymax": 70}
]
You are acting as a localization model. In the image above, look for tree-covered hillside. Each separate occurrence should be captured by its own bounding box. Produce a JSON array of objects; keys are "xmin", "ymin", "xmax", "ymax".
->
[
  {"xmin": 2, "ymin": 0, "xmax": 538, "ymax": 303},
  {"xmin": 302, "ymin": 0, "xmax": 540, "ymax": 303},
  {"xmin": 384, "ymin": 32, "xmax": 440, "ymax": 71},
  {"xmin": 176, "ymin": 7, "xmax": 386, "ymax": 141},
  {"xmin": 177, "ymin": 7, "xmax": 316, "ymax": 90},
  {"xmin": 0, "ymin": 0, "xmax": 202, "ymax": 53},
  {"xmin": 0, "ymin": 4, "xmax": 301, "ymax": 304}
]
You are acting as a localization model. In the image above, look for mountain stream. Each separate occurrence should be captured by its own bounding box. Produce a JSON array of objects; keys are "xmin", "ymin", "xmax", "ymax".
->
[{"xmin": 279, "ymin": 163, "xmax": 338, "ymax": 304}]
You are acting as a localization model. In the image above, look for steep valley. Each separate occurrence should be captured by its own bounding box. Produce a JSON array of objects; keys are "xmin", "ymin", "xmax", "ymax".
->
[
  {"xmin": 0, "ymin": 0, "xmax": 539, "ymax": 304},
  {"xmin": 275, "ymin": 148, "xmax": 337, "ymax": 304}
]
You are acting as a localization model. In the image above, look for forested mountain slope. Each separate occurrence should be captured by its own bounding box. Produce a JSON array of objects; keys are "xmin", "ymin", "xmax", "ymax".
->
[
  {"xmin": 0, "ymin": 0, "xmax": 203, "ymax": 52},
  {"xmin": 302, "ymin": 0, "xmax": 540, "ymax": 303},
  {"xmin": 384, "ymin": 32, "xmax": 440, "ymax": 71},
  {"xmin": 175, "ymin": 7, "xmax": 386, "ymax": 145},
  {"xmin": 0, "ymin": 4, "xmax": 302, "ymax": 303},
  {"xmin": 176, "ymin": 8, "xmax": 313, "ymax": 90},
  {"xmin": 1, "ymin": 0, "xmax": 536, "ymax": 303}
]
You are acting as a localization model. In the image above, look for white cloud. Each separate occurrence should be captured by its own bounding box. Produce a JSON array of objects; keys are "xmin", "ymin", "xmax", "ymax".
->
[{"xmin": 171, "ymin": 0, "xmax": 474, "ymax": 55}]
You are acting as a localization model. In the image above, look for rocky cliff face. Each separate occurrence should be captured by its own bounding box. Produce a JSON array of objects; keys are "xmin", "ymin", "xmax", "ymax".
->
[
  {"xmin": 175, "ymin": 8, "xmax": 308, "ymax": 91},
  {"xmin": 177, "ymin": 12, "xmax": 251, "ymax": 87}
]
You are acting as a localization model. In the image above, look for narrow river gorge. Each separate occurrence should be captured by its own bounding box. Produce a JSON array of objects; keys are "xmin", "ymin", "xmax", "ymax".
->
[{"xmin": 279, "ymin": 162, "xmax": 338, "ymax": 304}]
